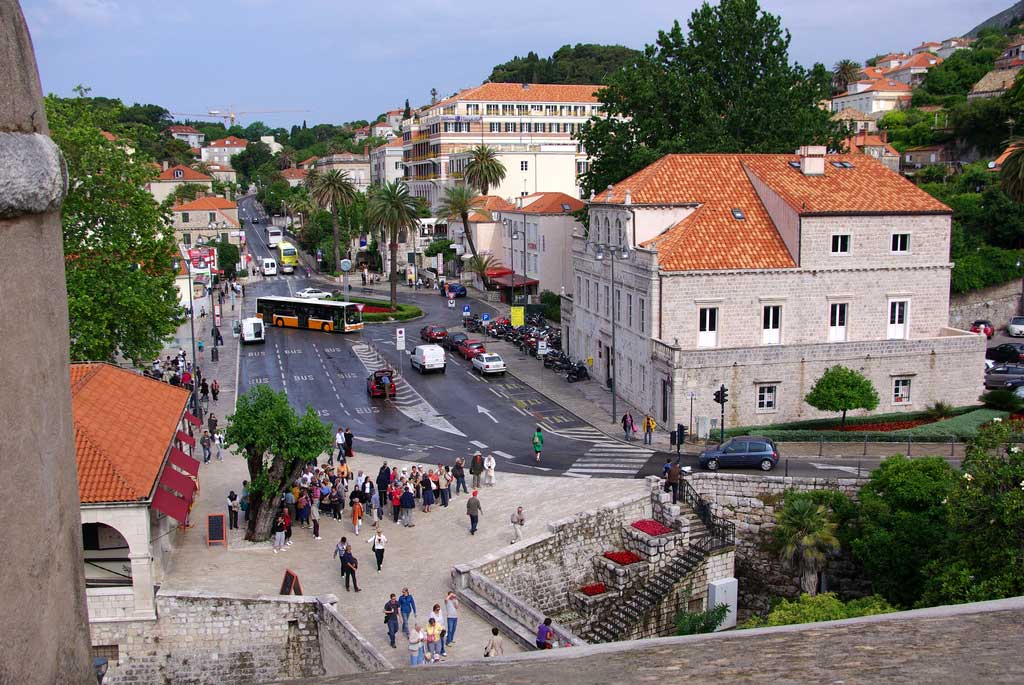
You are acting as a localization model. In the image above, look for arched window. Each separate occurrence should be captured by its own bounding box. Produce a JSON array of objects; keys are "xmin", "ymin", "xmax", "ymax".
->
[{"xmin": 603, "ymin": 216, "xmax": 611, "ymax": 244}]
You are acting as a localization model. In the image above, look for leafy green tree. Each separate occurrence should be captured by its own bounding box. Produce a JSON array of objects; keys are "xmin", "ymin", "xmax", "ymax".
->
[
  {"xmin": 307, "ymin": 169, "xmax": 356, "ymax": 274},
  {"xmin": 743, "ymin": 593, "xmax": 895, "ymax": 628},
  {"xmin": 487, "ymin": 43, "xmax": 642, "ymax": 85},
  {"xmin": 832, "ymin": 59, "xmax": 861, "ymax": 93},
  {"xmin": 980, "ymin": 388, "xmax": 1024, "ymax": 412},
  {"xmin": 772, "ymin": 498, "xmax": 841, "ymax": 595},
  {"xmin": 367, "ymin": 181, "xmax": 421, "ymax": 308},
  {"xmin": 404, "ymin": 99, "xmax": 411, "ymax": 119},
  {"xmin": 437, "ymin": 185, "xmax": 487, "ymax": 259},
  {"xmin": 464, "ymin": 145, "xmax": 507, "ymax": 195},
  {"xmin": 232, "ymin": 141, "xmax": 273, "ymax": 185},
  {"xmin": 465, "ymin": 254, "xmax": 504, "ymax": 289},
  {"xmin": 212, "ymin": 240, "xmax": 240, "ymax": 280},
  {"xmin": 47, "ymin": 93, "xmax": 184, "ymax": 364},
  {"xmin": 851, "ymin": 456, "xmax": 956, "ymax": 608},
  {"xmin": 804, "ymin": 366, "xmax": 880, "ymax": 427},
  {"xmin": 922, "ymin": 47, "xmax": 1003, "ymax": 97},
  {"xmin": 540, "ymin": 290, "xmax": 562, "ymax": 322},
  {"xmin": 920, "ymin": 418, "xmax": 1024, "ymax": 606},
  {"xmin": 224, "ymin": 386, "xmax": 332, "ymax": 541},
  {"xmin": 576, "ymin": 0, "xmax": 842, "ymax": 197}
]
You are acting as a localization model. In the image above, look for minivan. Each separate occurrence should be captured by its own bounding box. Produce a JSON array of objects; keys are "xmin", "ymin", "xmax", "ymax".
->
[
  {"xmin": 410, "ymin": 344, "xmax": 446, "ymax": 374},
  {"xmin": 699, "ymin": 436, "xmax": 779, "ymax": 471},
  {"xmin": 240, "ymin": 317, "xmax": 265, "ymax": 344},
  {"xmin": 262, "ymin": 258, "xmax": 278, "ymax": 276}
]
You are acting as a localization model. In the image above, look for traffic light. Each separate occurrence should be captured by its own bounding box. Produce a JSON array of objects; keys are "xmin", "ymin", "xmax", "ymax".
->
[
  {"xmin": 720, "ymin": 385, "xmax": 729, "ymax": 404},
  {"xmin": 713, "ymin": 389, "xmax": 722, "ymax": 404}
]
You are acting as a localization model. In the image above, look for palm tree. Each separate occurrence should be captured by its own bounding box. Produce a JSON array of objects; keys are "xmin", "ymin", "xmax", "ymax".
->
[
  {"xmin": 367, "ymin": 181, "xmax": 420, "ymax": 308},
  {"xmin": 1001, "ymin": 137, "xmax": 1024, "ymax": 203},
  {"xmin": 773, "ymin": 499, "xmax": 840, "ymax": 596},
  {"xmin": 192, "ymin": 161, "xmax": 214, "ymax": 176},
  {"xmin": 437, "ymin": 184, "xmax": 487, "ymax": 260},
  {"xmin": 466, "ymin": 254, "xmax": 503, "ymax": 289},
  {"xmin": 307, "ymin": 169, "xmax": 355, "ymax": 272},
  {"xmin": 464, "ymin": 145, "xmax": 506, "ymax": 195},
  {"xmin": 277, "ymin": 148, "xmax": 297, "ymax": 169},
  {"xmin": 832, "ymin": 59, "xmax": 862, "ymax": 93}
]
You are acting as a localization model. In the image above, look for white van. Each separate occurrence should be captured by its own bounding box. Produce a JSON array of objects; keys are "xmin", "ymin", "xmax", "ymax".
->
[
  {"xmin": 410, "ymin": 344, "xmax": 446, "ymax": 374},
  {"xmin": 262, "ymin": 258, "xmax": 278, "ymax": 276},
  {"xmin": 240, "ymin": 317, "xmax": 265, "ymax": 344}
]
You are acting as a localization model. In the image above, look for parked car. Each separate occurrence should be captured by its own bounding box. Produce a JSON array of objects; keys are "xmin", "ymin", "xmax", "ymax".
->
[
  {"xmin": 419, "ymin": 325, "xmax": 448, "ymax": 342},
  {"xmin": 472, "ymin": 353, "xmax": 507, "ymax": 376},
  {"xmin": 442, "ymin": 283, "xmax": 467, "ymax": 298},
  {"xmin": 441, "ymin": 332, "xmax": 468, "ymax": 352},
  {"xmin": 985, "ymin": 343, "xmax": 1024, "ymax": 364},
  {"xmin": 366, "ymin": 368, "xmax": 397, "ymax": 397},
  {"xmin": 457, "ymin": 339, "xmax": 486, "ymax": 360},
  {"xmin": 699, "ymin": 437, "xmax": 779, "ymax": 471},
  {"xmin": 294, "ymin": 287, "xmax": 331, "ymax": 300},
  {"xmin": 984, "ymin": 364, "xmax": 1024, "ymax": 390},
  {"xmin": 410, "ymin": 344, "xmax": 446, "ymax": 374},
  {"xmin": 971, "ymin": 319, "xmax": 995, "ymax": 338},
  {"xmin": 1008, "ymin": 317, "xmax": 1024, "ymax": 337}
]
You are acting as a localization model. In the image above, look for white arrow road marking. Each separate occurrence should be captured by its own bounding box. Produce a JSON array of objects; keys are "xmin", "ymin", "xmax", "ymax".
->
[
  {"xmin": 493, "ymin": 451, "xmax": 516, "ymax": 460},
  {"xmin": 810, "ymin": 462, "xmax": 864, "ymax": 476},
  {"xmin": 470, "ymin": 440, "xmax": 488, "ymax": 449},
  {"xmin": 477, "ymin": 405, "xmax": 499, "ymax": 424},
  {"xmin": 355, "ymin": 436, "xmax": 403, "ymax": 448}
]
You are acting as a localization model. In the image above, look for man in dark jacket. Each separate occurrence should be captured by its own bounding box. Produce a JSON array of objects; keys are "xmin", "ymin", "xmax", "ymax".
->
[
  {"xmin": 666, "ymin": 461, "xmax": 682, "ymax": 504},
  {"xmin": 452, "ymin": 458, "xmax": 467, "ymax": 495},
  {"xmin": 341, "ymin": 544, "xmax": 361, "ymax": 592},
  {"xmin": 469, "ymin": 452, "xmax": 484, "ymax": 489},
  {"xmin": 376, "ymin": 463, "xmax": 391, "ymax": 497},
  {"xmin": 400, "ymin": 487, "xmax": 416, "ymax": 527},
  {"xmin": 343, "ymin": 427, "xmax": 355, "ymax": 459},
  {"xmin": 466, "ymin": 490, "xmax": 483, "ymax": 535}
]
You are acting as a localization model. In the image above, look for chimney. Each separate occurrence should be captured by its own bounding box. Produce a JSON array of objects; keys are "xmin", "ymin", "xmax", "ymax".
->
[
  {"xmin": 606, "ymin": 184, "xmax": 614, "ymax": 202},
  {"xmin": 881, "ymin": 130, "xmax": 888, "ymax": 143},
  {"xmin": 798, "ymin": 145, "xmax": 826, "ymax": 176},
  {"xmin": 162, "ymin": 160, "xmax": 169, "ymax": 171},
  {"xmin": 624, "ymin": 189, "xmax": 632, "ymax": 205}
]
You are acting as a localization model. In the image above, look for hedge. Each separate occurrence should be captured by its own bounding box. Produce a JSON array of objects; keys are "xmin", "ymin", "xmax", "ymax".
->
[{"xmin": 332, "ymin": 295, "xmax": 423, "ymax": 323}]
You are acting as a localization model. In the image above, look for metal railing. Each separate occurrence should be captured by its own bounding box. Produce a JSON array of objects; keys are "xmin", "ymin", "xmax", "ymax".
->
[{"xmin": 678, "ymin": 478, "xmax": 736, "ymax": 552}]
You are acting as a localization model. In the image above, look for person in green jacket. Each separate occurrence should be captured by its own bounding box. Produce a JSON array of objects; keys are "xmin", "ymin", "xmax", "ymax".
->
[{"xmin": 532, "ymin": 425, "xmax": 544, "ymax": 463}]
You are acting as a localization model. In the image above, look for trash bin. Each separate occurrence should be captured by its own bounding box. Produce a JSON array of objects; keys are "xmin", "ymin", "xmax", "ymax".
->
[{"xmin": 211, "ymin": 347, "xmax": 219, "ymax": 362}]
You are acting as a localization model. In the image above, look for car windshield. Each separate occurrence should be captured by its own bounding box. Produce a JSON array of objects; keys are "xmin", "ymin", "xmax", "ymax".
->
[{"xmin": 1013, "ymin": 318, "xmax": 1024, "ymax": 325}]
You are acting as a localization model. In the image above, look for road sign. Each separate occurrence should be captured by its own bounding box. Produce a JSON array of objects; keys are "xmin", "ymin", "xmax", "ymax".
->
[
  {"xmin": 510, "ymin": 306, "xmax": 524, "ymax": 327},
  {"xmin": 447, "ymin": 299, "xmax": 455, "ymax": 309},
  {"xmin": 339, "ymin": 258, "xmax": 353, "ymax": 272},
  {"xmin": 537, "ymin": 340, "xmax": 548, "ymax": 356},
  {"xmin": 481, "ymin": 313, "xmax": 491, "ymax": 322},
  {"xmin": 462, "ymin": 305, "xmax": 471, "ymax": 318},
  {"xmin": 396, "ymin": 328, "xmax": 406, "ymax": 351}
]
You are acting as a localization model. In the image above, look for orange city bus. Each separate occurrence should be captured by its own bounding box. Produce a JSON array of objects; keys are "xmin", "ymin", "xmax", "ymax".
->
[{"xmin": 255, "ymin": 296, "xmax": 364, "ymax": 333}]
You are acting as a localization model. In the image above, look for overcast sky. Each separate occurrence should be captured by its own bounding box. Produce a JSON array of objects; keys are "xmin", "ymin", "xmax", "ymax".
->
[{"xmin": 23, "ymin": 0, "xmax": 1010, "ymax": 128}]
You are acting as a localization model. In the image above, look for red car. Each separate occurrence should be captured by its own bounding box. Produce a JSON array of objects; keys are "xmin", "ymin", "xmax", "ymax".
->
[
  {"xmin": 457, "ymin": 339, "xmax": 486, "ymax": 360},
  {"xmin": 420, "ymin": 325, "xmax": 448, "ymax": 342},
  {"xmin": 971, "ymin": 319, "xmax": 995, "ymax": 339},
  {"xmin": 366, "ymin": 369, "xmax": 397, "ymax": 397}
]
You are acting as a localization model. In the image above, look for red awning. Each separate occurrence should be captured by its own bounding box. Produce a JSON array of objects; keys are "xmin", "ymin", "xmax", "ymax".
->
[
  {"xmin": 184, "ymin": 411, "xmax": 201, "ymax": 426},
  {"xmin": 159, "ymin": 465, "xmax": 197, "ymax": 499},
  {"xmin": 490, "ymin": 274, "xmax": 539, "ymax": 287},
  {"xmin": 176, "ymin": 430, "xmax": 195, "ymax": 447},
  {"xmin": 151, "ymin": 487, "xmax": 190, "ymax": 524},
  {"xmin": 485, "ymin": 266, "xmax": 513, "ymax": 278},
  {"xmin": 168, "ymin": 447, "xmax": 200, "ymax": 476}
]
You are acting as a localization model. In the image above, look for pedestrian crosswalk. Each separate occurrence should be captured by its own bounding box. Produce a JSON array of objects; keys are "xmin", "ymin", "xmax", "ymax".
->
[
  {"xmin": 564, "ymin": 442, "xmax": 654, "ymax": 478},
  {"xmin": 541, "ymin": 424, "xmax": 608, "ymax": 442}
]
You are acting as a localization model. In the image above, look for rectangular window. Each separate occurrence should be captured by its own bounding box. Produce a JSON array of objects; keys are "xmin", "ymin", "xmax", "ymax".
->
[
  {"xmin": 501, "ymin": 105, "xmax": 514, "ymax": 115},
  {"xmin": 762, "ymin": 305, "xmax": 781, "ymax": 345},
  {"xmin": 829, "ymin": 302, "xmax": 848, "ymax": 342},
  {"xmin": 181, "ymin": 212, "xmax": 190, "ymax": 224},
  {"xmin": 504, "ymin": 122, "xmax": 516, "ymax": 133},
  {"xmin": 576, "ymin": 275, "xmax": 581, "ymax": 300},
  {"xmin": 604, "ymin": 285, "xmax": 610, "ymax": 316},
  {"xmin": 831, "ymin": 234, "xmax": 851, "ymax": 254},
  {"xmin": 182, "ymin": 232, "xmax": 191, "ymax": 247},
  {"xmin": 639, "ymin": 298, "xmax": 646, "ymax": 333},
  {"xmin": 221, "ymin": 232, "xmax": 229, "ymax": 243},
  {"xmin": 208, "ymin": 212, "xmax": 216, "ymax": 222},
  {"xmin": 517, "ymin": 104, "xmax": 529, "ymax": 115},
  {"xmin": 888, "ymin": 300, "xmax": 908, "ymax": 339},
  {"xmin": 699, "ymin": 307, "xmax": 718, "ymax": 347},
  {"xmin": 489, "ymin": 122, "xmax": 501, "ymax": 133},
  {"xmin": 585, "ymin": 279, "xmax": 590, "ymax": 309},
  {"xmin": 521, "ymin": 122, "xmax": 532, "ymax": 133},
  {"xmin": 615, "ymin": 290, "xmax": 622, "ymax": 322},
  {"xmin": 594, "ymin": 282, "xmax": 599, "ymax": 312},
  {"xmin": 520, "ymin": 160, "xmax": 528, "ymax": 171},
  {"xmin": 627, "ymin": 294, "xmax": 633, "ymax": 327},
  {"xmin": 757, "ymin": 385, "xmax": 777, "ymax": 411},
  {"xmin": 893, "ymin": 378, "xmax": 912, "ymax": 404},
  {"xmin": 891, "ymin": 233, "xmax": 910, "ymax": 253},
  {"xmin": 466, "ymin": 104, "xmax": 480, "ymax": 115},
  {"xmin": 486, "ymin": 104, "xmax": 499, "ymax": 115}
]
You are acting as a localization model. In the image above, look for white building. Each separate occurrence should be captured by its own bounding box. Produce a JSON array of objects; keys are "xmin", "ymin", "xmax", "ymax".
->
[
  {"xmin": 886, "ymin": 52, "xmax": 943, "ymax": 87},
  {"xmin": 260, "ymin": 135, "xmax": 283, "ymax": 154},
  {"xmin": 831, "ymin": 79, "xmax": 911, "ymax": 115},
  {"xmin": 74, "ymin": 363, "xmax": 198, "ymax": 622},
  {"xmin": 562, "ymin": 148, "xmax": 984, "ymax": 430},
  {"xmin": 370, "ymin": 138, "xmax": 404, "ymax": 186},
  {"xmin": 370, "ymin": 121, "xmax": 396, "ymax": 139},
  {"xmin": 280, "ymin": 167, "xmax": 308, "ymax": 188},
  {"xmin": 164, "ymin": 124, "xmax": 205, "ymax": 148},
  {"xmin": 145, "ymin": 164, "xmax": 213, "ymax": 205},
  {"xmin": 201, "ymin": 135, "xmax": 248, "ymax": 165},
  {"xmin": 315, "ymin": 151, "xmax": 371, "ymax": 192},
  {"xmin": 401, "ymin": 82, "xmax": 603, "ymax": 209}
]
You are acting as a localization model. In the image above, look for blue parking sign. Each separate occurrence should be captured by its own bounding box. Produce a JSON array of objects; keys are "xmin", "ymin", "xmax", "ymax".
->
[
  {"xmin": 481, "ymin": 313, "xmax": 490, "ymax": 322},
  {"xmin": 462, "ymin": 305, "xmax": 471, "ymax": 314}
]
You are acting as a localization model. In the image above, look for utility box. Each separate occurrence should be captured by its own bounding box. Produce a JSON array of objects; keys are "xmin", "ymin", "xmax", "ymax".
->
[
  {"xmin": 696, "ymin": 415, "xmax": 710, "ymax": 440},
  {"xmin": 708, "ymin": 578, "xmax": 738, "ymax": 630}
]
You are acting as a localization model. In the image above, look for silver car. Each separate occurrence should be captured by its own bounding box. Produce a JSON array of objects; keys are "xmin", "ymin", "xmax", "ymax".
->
[
  {"xmin": 984, "ymin": 364, "xmax": 1024, "ymax": 390},
  {"xmin": 1008, "ymin": 317, "xmax": 1024, "ymax": 337}
]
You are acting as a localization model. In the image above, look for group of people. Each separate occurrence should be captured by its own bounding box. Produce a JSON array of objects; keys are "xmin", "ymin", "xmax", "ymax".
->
[
  {"xmin": 382, "ymin": 589, "xmax": 472, "ymax": 664},
  {"xmin": 621, "ymin": 412, "xmax": 657, "ymax": 444}
]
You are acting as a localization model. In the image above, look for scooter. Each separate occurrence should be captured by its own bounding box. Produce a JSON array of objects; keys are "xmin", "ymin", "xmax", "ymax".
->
[{"xmin": 566, "ymin": 362, "xmax": 590, "ymax": 383}]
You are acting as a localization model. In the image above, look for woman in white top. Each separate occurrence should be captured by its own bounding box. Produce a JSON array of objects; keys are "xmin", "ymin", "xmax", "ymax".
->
[
  {"xmin": 407, "ymin": 623, "xmax": 425, "ymax": 666},
  {"xmin": 483, "ymin": 454, "xmax": 496, "ymax": 486},
  {"xmin": 366, "ymin": 528, "xmax": 387, "ymax": 572}
]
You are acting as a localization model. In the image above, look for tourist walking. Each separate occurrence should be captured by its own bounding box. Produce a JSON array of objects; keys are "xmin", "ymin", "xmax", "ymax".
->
[
  {"xmin": 437, "ymin": 467, "xmax": 450, "ymax": 507},
  {"xmin": 384, "ymin": 594, "xmax": 400, "ymax": 648},
  {"xmin": 532, "ymin": 425, "xmax": 544, "ymax": 462},
  {"xmin": 510, "ymin": 506, "xmax": 525, "ymax": 544},
  {"xmin": 351, "ymin": 497, "xmax": 364, "ymax": 535},
  {"xmin": 370, "ymin": 489, "xmax": 382, "ymax": 525},
  {"xmin": 666, "ymin": 461, "xmax": 682, "ymax": 504},
  {"xmin": 343, "ymin": 427, "xmax": 354, "ymax": 460},
  {"xmin": 452, "ymin": 458, "xmax": 467, "ymax": 495},
  {"xmin": 272, "ymin": 513, "xmax": 286, "ymax": 554},
  {"xmin": 333, "ymin": 428, "xmax": 344, "ymax": 465},
  {"xmin": 484, "ymin": 627, "xmax": 504, "ymax": 657},
  {"xmin": 309, "ymin": 494, "xmax": 321, "ymax": 539},
  {"xmin": 211, "ymin": 379, "xmax": 220, "ymax": 402},
  {"xmin": 643, "ymin": 414, "xmax": 656, "ymax": 445},
  {"xmin": 466, "ymin": 490, "xmax": 482, "ymax": 536},
  {"xmin": 469, "ymin": 452, "xmax": 484, "ymax": 489},
  {"xmin": 536, "ymin": 617, "xmax": 555, "ymax": 649},
  {"xmin": 333, "ymin": 536, "xmax": 349, "ymax": 580},
  {"xmin": 400, "ymin": 486, "xmax": 416, "ymax": 527},
  {"xmin": 226, "ymin": 491, "xmax": 239, "ymax": 530},
  {"xmin": 408, "ymin": 624, "xmax": 425, "ymax": 666},
  {"xmin": 389, "ymin": 483, "xmax": 402, "ymax": 523},
  {"xmin": 200, "ymin": 430, "xmax": 212, "ymax": 464},
  {"xmin": 398, "ymin": 588, "xmax": 417, "ymax": 637},
  {"xmin": 621, "ymin": 412, "xmax": 635, "ymax": 441},
  {"xmin": 341, "ymin": 544, "xmax": 361, "ymax": 592},
  {"xmin": 444, "ymin": 591, "xmax": 459, "ymax": 645},
  {"xmin": 367, "ymin": 528, "xmax": 387, "ymax": 572},
  {"xmin": 484, "ymin": 454, "xmax": 496, "ymax": 487},
  {"xmin": 208, "ymin": 413, "xmax": 218, "ymax": 436}
]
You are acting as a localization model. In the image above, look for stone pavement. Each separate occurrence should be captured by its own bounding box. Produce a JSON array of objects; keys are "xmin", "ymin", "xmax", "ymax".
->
[{"xmin": 161, "ymin": 447, "xmax": 648, "ymax": 669}]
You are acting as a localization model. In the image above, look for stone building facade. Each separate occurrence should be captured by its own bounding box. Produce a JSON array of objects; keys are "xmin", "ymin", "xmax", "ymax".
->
[{"xmin": 562, "ymin": 149, "xmax": 985, "ymax": 431}]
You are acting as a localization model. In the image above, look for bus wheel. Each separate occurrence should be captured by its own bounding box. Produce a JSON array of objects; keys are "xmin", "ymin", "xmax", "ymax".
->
[{"xmin": 322, "ymin": 323, "xmax": 330, "ymax": 332}]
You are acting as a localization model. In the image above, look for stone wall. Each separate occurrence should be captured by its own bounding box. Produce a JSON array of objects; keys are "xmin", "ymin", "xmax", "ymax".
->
[
  {"xmin": 89, "ymin": 591, "xmax": 326, "ymax": 684},
  {"xmin": 686, "ymin": 473, "xmax": 868, "ymax": 620},
  {"xmin": 86, "ymin": 588, "xmax": 137, "ymax": 621},
  {"xmin": 949, "ymin": 279, "xmax": 1021, "ymax": 332},
  {"xmin": 319, "ymin": 598, "xmax": 392, "ymax": 675}
]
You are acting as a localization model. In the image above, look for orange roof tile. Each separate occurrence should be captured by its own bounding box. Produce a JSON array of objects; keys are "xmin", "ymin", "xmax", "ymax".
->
[
  {"xmin": 100, "ymin": 131, "xmax": 117, "ymax": 141},
  {"xmin": 435, "ymin": 82, "xmax": 602, "ymax": 108},
  {"xmin": 300, "ymin": 156, "xmax": 319, "ymax": 166},
  {"xmin": 173, "ymin": 196, "xmax": 237, "ymax": 211},
  {"xmin": 844, "ymin": 134, "xmax": 899, "ymax": 157},
  {"xmin": 72, "ymin": 364, "xmax": 190, "ymax": 503},
  {"xmin": 165, "ymin": 125, "xmax": 201, "ymax": 134},
  {"xmin": 835, "ymin": 79, "xmax": 912, "ymax": 97},
  {"xmin": 508, "ymin": 192, "xmax": 584, "ymax": 214},
  {"xmin": 280, "ymin": 168, "xmax": 308, "ymax": 180},
  {"xmin": 208, "ymin": 135, "xmax": 248, "ymax": 148},
  {"xmin": 461, "ymin": 195, "xmax": 516, "ymax": 222},
  {"xmin": 888, "ymin": 52, "xmax": 943, "ymax": 73},
  {"xmin": 992, "ymin": 144, "xmax": 1023, "ymax": 171},
  {"xmin": 157, "ymin": 164, "xmax": 212, "ymax": 182}
]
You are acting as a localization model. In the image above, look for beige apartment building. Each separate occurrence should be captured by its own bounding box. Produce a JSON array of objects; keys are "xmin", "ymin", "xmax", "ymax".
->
[
  {"xmin": 315, "ymin": 151, "xmax": 371, "ymax": 192},
  {"xmin": 200, "ymin": 135, "xmax": 248, "ymax": 165},
  {"xmin": 401, "ymin": 83, "xmax": 602, "ymax": 208},
  {"xmin": 146, "ymin": 164, "xmax": 212, "ymax": 204},
  {"xmin": 562, "ymin": 148, "xmax": 984, "ymax": 431},
  {"xmin": 370, "ymin": 138, "xmax": 404, "ymax": 186},
  {"xmin": 169, "ymin": 196, "xmax": 241, "ymax": 248}
]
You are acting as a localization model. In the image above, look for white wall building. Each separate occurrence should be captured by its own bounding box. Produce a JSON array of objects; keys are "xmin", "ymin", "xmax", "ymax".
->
[
  {"xmin": 260, "ymin": 135, "xmax": 283, "ymax": 154},
  {"xmin": 164, "ymin": 125, "xmax": 205, "ymax": 148},
  {"xmin": 315, "ymin": 151, "xmax": 371, "ymax": 192},
  {"xmin": 370, "ymin": 138, "xmax": 405, "ymax": 186},
  {"xmin": 146, "ymin": 164, "xmax": 213, "ymax": 205},
  {"xmin": 562, "ymin": 148, "xmax": 984, "ymax": 431},
  {"xmin": 831, "ymin": 79, "xmax": 911, "ymax": 115},
  {"xmin": 170, "ymin": 196, "xmax": 241, "ymax": 248},
  {"xmin": 201, "ymin": 135, "xmax": 248, "ymax": 165}
]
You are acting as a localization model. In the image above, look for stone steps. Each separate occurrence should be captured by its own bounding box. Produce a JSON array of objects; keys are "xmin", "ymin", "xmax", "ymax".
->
[{"xmin": 455, "ymin": 586, "xmax": 539, "ymax": 651}]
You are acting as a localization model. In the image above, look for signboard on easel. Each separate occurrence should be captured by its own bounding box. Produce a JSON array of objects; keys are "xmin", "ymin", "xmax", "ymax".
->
[{"xmin": 280, "ymin": 569, "xmax": 303, "ymax": 595}]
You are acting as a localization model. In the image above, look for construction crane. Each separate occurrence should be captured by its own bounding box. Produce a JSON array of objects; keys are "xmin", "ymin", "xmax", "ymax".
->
[{"xmin": 170, "ymin": 106, "xmax": 310, "ymax": 127}]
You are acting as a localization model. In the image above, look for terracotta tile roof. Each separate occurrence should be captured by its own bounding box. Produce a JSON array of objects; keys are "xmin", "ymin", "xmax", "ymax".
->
[
  {"xmin": 165, "ymin": 125, "xmax": 201, "ymax": 134},
  {"xmin": 509, "ymin": 192, "xmax": 584, "ymax": 214},
  {"xmin": 300, "ymin": 156, "xmax": 319, "ymax": 166},
  {"xmin": 858, "ymin": 66, "xmax": 889, "ymax": 80},
  {"xmin": 435, "ymin": 82, "xmax": 602, "ymax": 108},
  {"xmin": 844, "ymin": 134, "xmax": 899, "ymax": 157},
  {"xmin": 971, "ymin": 67, "xmax": 1023, "ymax": 95},
  {"xmin": 156, "ymin": 164, "xmax": 212, "ymax": 182},
  {"xmin": 460, "ymin": 195, "xmax": 516, "ymax": 222},
  {"xmin": 831, "ymin": 108, "xmax": 873, "ymax": 121},
  {"xmin": 100, "ymin": 131, "xmax": 117, "ymax": 142},
  {"xmin": 914, "ymin": 41, "xmax": 942, "ymax": 49},
  {"xmin": 207, "ymin": 135, "xmax": 248, "ymax": 148},
  {"xmin": 888, "ymin": 52, "xmax": 943, "ymax": 73},
  {"xmin": 173, "ymin": 196, "xmax": 236, "ymax": 211},
  {"xmin": 835, "ymin": 79, "xmax": 912, "ymax": 97},
  {"xmin": 280, "ymin": 168, "xmax": 308, "ymax": 180},
  {"xmin": 71, "ymin": 364, "xmax": 190, "ymax": 503},
  {"xmin": 992, "ymin": 144, "xmax": 1023, "ymax": 171},
  {"xmin": 876, "ymin": 53, "xmax": 908, "ymax": 62}
]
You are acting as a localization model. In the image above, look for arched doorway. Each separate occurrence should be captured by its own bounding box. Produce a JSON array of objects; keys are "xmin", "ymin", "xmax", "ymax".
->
[{"xmin": 82, "ymin": 523, "xmax": 131, "ymax": 587}]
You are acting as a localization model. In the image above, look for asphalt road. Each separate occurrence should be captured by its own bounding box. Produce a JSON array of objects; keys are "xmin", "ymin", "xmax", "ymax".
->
[{"xmin": 234, "ymin": 197, "xmax": 921, "ymax": 480}]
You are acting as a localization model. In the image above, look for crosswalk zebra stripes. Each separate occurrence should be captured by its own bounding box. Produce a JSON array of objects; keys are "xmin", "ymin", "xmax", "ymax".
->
[{"xmin": 564, "ymin": 442, "xmax": 654, "ymax": 478}]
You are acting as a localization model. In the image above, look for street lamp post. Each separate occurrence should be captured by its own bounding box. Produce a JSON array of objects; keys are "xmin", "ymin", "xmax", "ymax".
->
[
  {"xmin": 176, "ymin": 253, "xmax": 201, "ymax": 421},
  {"xmin": 585, "ymin": 235, "xmax": 632, "ymax": 424},
  {"xmin": 512, "ymin": 219, "xmax": 528, "ymax": 305}
]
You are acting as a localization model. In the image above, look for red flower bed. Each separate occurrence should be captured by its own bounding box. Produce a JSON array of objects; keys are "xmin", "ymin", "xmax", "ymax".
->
[
  {"xmin": 835, "ymin": 419, "xmax": 932, "ymax": 432},
  {"xmin": 631, "ymin": 519, "xmax": 672, "ymax": 536},
  {"xmin": 580, "ymin": 583, "xmax": 606, "ymax": 596},
  {"xmin": 361, "ymin": 305, "xmax": 395, "ymax": 313},
  {"xmin": 603, "ymin": 550, "xmax": 641, "ymax": 565}
]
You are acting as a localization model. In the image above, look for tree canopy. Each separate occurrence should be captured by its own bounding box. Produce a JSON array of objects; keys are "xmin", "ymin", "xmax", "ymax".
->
[
  {"xmin": 804, "ymin": 366, "xmax": 880, "ymax": 427},
  {"xmin": 487, "ymin": 43, "xmax": 641, "ymax": 85},
  {"xmin": 576, "ymin": 0, "xmax": 842, "ymax": 197}
]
